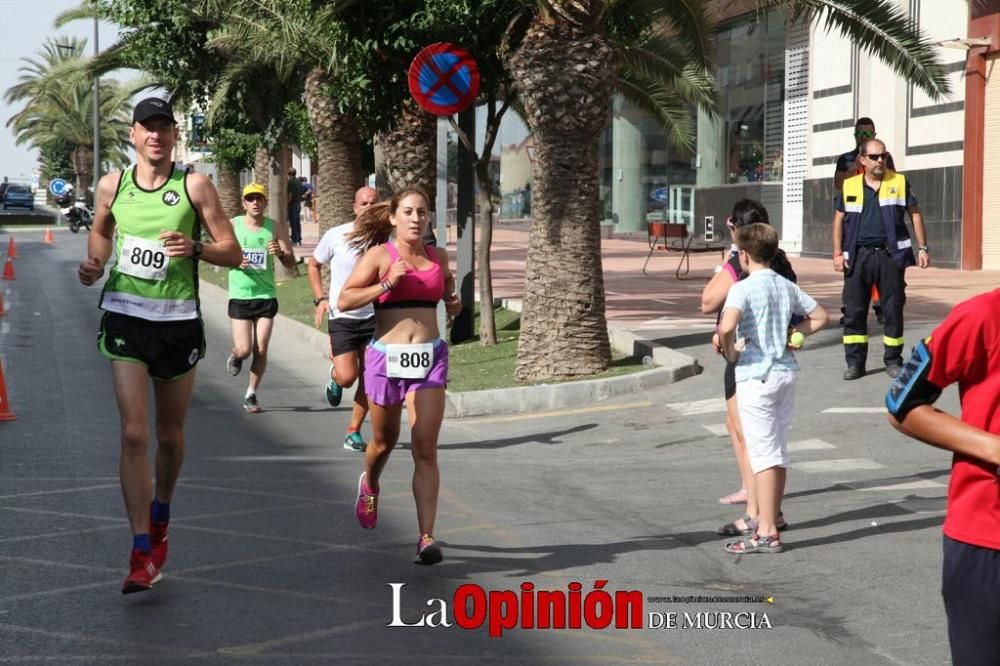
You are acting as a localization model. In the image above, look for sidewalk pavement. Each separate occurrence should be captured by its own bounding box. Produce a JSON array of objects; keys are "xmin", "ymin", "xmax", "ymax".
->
[{"xmin": 291, "ymin": 216, "xmax": 999, "ymax": 415}]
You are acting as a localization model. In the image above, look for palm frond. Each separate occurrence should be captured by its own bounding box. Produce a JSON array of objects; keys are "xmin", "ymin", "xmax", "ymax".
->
[{"xmin": 761, "ymin": 0, "xmax": 950, "ymax": 98}]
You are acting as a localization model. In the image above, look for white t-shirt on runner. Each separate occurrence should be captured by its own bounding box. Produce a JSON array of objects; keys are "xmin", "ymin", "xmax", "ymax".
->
[{"xmin": 313, "ymin": 223, "xmax": 374, "ymax": 320}]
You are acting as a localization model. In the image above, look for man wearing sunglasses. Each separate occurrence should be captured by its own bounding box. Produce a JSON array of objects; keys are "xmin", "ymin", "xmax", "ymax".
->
[
  {"xmin": 834, "ymin": 119, "xmax": 896, "ymax": 324},
  {"xmin": 832, "ymin": 138, "xmax": 929, "ymax": 381}
]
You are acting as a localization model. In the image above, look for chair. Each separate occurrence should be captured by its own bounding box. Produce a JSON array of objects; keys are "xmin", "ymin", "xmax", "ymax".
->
[{"xmin": 642, "ymin": 221, "xmax": 727, "ymax": 279}]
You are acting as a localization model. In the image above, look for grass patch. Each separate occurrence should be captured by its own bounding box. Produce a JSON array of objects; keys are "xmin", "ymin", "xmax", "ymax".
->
[{"xmin": 199, "ymin": 266, "xmax": 644, "ymax": 391}]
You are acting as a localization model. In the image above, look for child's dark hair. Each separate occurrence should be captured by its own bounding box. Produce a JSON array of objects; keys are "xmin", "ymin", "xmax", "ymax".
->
[
  {"xmin": 729, "ymin": 198, "xmax": 796, "ymax": 281},
  {"xmin": 347, "ymin": 186, "xmax": 430, "ymax": 253},
  {"xmin": 736, "ymin": 223, "xmax": 779, "ymax": 265}
]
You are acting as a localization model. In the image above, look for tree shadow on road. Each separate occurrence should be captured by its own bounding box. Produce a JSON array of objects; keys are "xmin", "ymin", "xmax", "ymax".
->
[
  {"xmin": 439, "ymin": 423, "xmax": 598, "ymax": 450},
  {"xmin": 441, "ymin": 497, "xmax": 944, "ymax": 576}
]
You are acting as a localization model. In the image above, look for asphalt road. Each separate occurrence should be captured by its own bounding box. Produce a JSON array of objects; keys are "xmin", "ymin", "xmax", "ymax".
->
[{"xmin": 0, "ymin": 229, "xmax": 956, "ymax": 664}]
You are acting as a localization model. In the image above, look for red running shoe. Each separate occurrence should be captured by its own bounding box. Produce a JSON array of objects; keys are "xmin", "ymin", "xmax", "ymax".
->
[
  {"xmin": 355, "ymin": 472, "xmax": 378, "ymax": 529},
  {"xmin": 121, "ymin": 549, "xmax": 162, "ymax": 594},
  {"xmin": 150, "ymin": 521, "xmax": 168, "ymax": 570}
]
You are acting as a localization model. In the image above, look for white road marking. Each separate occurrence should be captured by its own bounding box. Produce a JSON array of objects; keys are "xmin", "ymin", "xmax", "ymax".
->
[
  {"xmin": 702, "ymin": 424, "xmax": 729, "ymax": 437},
  {"xmin": 793, "ymin": 458, "xmax": 886, "ymax": 472},
  {"xmin": 665, "ymin": 397, "xmax": 727, "ymax": 416},
  {"xmin": 787, "ymin": 438, "xmax": 837, "ymax": 452},
  {"xmin": 821, "ymin": 407, "xmax": 885, "ymax": 414},
  {"xmin": 857, "ymin": 480, "xmax": 945, "ymax": 491}
]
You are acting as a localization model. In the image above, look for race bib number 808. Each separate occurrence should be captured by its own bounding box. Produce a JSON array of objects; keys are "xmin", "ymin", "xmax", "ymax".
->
[
  {"xmin": 118, "ymin": 235, "xmax": 168, "ymax": 281},
  {"xmin": 385, "ymin": 343, "xmax": 434, "ymax": 379}
]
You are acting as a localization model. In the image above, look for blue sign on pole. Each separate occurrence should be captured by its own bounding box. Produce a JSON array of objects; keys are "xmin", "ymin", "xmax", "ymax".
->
[
  {"xmin": 650, "ymin": 187, "xmax": 669, "ymax": 203},
  {"xmin": 48, "ymin": 178, "xmax": 68, "ymax": 196}
]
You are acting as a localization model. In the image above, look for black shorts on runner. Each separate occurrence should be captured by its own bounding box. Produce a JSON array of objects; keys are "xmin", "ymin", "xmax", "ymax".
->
[
  {"xmin": 724, "ymin": 360, "xmax": 737, "ymax": 400},
  {"xmin": 329, "ymin": 316, "xmax": 376, "ymax": 356},
  {"xmin": 228, "ymin": 298, "xmax": 279, "ymax": 320},
  {"xmin": 97, "ymin": 312, "xmax": 206, "ymax": 381}
]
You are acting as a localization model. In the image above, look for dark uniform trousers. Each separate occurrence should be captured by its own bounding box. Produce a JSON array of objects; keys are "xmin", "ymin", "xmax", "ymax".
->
[{"xmin": 842, "ymin": 245, "xmax": 906, "ymax": 368}]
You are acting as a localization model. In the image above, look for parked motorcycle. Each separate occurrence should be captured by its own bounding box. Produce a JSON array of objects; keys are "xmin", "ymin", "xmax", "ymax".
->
[{"xmin": 55, "ymin": 187, "xmax": 93, "ymax": 233}]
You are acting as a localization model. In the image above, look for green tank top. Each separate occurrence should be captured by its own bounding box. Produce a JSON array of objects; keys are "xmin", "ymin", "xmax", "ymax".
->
[
  {"xmin": 228, "ymin": 216, "xmax": 277, "ymax": 300},
  {"xmin": 101, "ymin": 166, "xmax": 200, "ymax": 321}
]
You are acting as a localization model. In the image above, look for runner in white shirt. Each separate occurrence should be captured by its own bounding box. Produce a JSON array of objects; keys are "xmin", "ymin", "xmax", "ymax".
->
[{"xmin": 307, "ymin": 186, "xmax": 379, "ymax": 452}]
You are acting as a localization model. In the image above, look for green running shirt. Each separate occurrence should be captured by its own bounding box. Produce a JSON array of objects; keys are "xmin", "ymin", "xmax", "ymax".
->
[
  {"xmin": 101, "ymin": 166, "xmax": 201, "ymax": 321},
  {"xmin": 228, "ymin": 216, "xmax": 277, "ymax": 300}
]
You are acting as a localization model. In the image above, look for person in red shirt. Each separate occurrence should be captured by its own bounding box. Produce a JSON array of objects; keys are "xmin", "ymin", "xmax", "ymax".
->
[{"xmin": 887, "ymin": 288, "xmax": 1000, "ymax": 665}]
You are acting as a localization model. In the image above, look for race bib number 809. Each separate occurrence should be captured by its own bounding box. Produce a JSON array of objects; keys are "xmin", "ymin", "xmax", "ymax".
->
[
  {"xmin": 385, "ymin": 343, "xmax": 434, "ymax": 379},
  {"xmin": 118, "ymin": 235, "xmax": 168, "ymax": 281}
]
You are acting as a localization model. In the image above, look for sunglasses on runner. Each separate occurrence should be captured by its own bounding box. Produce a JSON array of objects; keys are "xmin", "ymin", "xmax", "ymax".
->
[
  {"xmin": 244, "ymin": 194, "xmax": 265, "ymax": 202},
  {"xmin": 855, "ymin": 130, "xmax": 876, "ymax": 139},
  {"xmin": 863, "ymin": 153, "xmax": 888, "ymax": 162}
]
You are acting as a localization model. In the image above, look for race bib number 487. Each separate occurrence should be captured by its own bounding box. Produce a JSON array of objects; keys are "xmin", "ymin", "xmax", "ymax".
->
[
  {"xmin": 118, "ymin": 235, "xmax": 168, "ymax": 281},
  {"xmin": 243, "ymin": 249, "xmax": 267, "ymax": 270},
  {"xmin": 385, "ymin": 343, "xmax": 434, "ymax": 379}
]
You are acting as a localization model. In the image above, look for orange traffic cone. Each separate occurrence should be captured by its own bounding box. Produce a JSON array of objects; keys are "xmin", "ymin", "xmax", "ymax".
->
[
  {"xmin": 0, "ymin": 290, "xmax": 6, "ymax": 317},
  {"xmin": 1, "ymin": 257, "xmax": 13, "ymax": 281},
  {"xmin": 43, "ymin": 228, "xmax": 54, "ymax": 244},
  {"xmin": 0, "ymin": 360, "xmax": 15, "ymax": 421},
  {"xmin": 6, "ymin": 236, "xmax": 16, "ymax": 259}
]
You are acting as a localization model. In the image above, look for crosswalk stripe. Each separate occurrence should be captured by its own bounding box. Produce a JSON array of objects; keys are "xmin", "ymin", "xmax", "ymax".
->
[
  {"xmin": 665, "ymin": 397, "xmax": 727, "ymax": 416},
  {"xmin": 855, "ymin": 480, "xmax": 945, "ymax": 491},
  {"xmin": 793, "ymin": 458, "xmax": 885, "ymax": 472},
  {"xmin": 702, "ymin": 424, "xmax": 729, "ymax": 437},
  {"xmin": 787, "ymin": 438, "xmax": 837, "ymax": 452},
  {"xmin": 821, "ymin": 407, "xmax": 885, "ymax": 414}
]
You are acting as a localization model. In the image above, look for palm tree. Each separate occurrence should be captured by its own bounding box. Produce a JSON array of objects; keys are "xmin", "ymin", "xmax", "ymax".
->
[
  {"xmin": 507, "ymin": 0, "xmax": 950, "ymax": 382},
  {"xmin": 5, "ymin": 37, "xmax": 136, "ymax": 194}
]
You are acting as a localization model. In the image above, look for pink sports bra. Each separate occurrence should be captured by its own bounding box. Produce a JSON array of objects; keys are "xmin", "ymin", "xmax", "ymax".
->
[{"xmin": 375, "ymin": 242, "xmax": 445, "ymax": 309}]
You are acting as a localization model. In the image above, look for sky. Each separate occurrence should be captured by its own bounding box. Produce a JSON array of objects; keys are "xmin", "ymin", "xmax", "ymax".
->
[{"xmin": 0, "ymin": 0, "xmax": 122, "ymax": 182}]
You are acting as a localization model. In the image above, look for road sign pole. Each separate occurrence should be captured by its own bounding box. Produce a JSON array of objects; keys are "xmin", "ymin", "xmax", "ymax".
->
[
  {"xmin": 435, "ymin": 117, "xmax": 449, "ymax": 335},
  {"xmin": 452, "ymin": 108, "xmax": 476, "ymax": 344}
]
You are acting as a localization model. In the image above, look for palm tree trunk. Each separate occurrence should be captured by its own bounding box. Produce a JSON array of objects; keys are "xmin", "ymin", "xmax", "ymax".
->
[
  {"xmin": 254, "ymin": 146, "xmax": 270, "ymax": 189},
  {"xmin": 217, "ymin": 167, "xmax": 242, "ymax": 219},
  {"xmin": 304, "ymin": 67, "xmax": 364, "ymax": 236},
  {"xmin": 73, "ymin": 145, "xmax": 93, "ymax": 200},
  {"xmin": 270, "ymin": 145, "xmax": 298, "ymax": 281},
  {"xmin": 474, "ymin": 161, "xmax": 497, "ymax": 345},
  {"xmin": 377, "ymin": 98, "xmax": 437, "ymax": 200},
  {"xmin": 508, "ymin": 19, "xmax": 616, "ymax": 381}
]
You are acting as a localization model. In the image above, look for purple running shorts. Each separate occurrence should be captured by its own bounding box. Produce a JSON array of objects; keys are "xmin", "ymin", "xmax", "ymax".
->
[{"xmin": 364, "ymin": 338, "xmax": 448, "ymax": 406}]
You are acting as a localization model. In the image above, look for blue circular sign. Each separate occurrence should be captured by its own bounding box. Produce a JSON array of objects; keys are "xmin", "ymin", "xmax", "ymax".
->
[
  {"xmin": 650, "ymin": 187, "xmax": 669, "ymax": 203},
  {"xmin": 408, "ymin": 43, "xmax": 480, "ymax": 116},
  {"xmin": 48, "ymin": 179, "xmax": 68, "ymax": 196}
]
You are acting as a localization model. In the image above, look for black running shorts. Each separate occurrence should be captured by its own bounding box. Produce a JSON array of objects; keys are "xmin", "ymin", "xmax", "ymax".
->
[
  {"xmin": 329, "ymin": 316, "xmax": 376, "ymax": 356},
  {"xmin": 228, "ymin": 298, "xmax": 279, "ymax": 320},
  {"xmin": 98, "ymin": 312, "xmax": 205, "ymax": 381}
]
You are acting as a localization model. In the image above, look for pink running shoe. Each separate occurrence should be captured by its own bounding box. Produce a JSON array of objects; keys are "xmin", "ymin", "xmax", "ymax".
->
[
  {"xmin": 355, "ymin": 472, "xmax": 378, "ymax": 529},
  {"xmin": 150, "ymin": 520, "xmax": 168, "ymax": 570},
  {"xmin": 414, "ymin": 534, "xmax": 443, "ymax": 565}
]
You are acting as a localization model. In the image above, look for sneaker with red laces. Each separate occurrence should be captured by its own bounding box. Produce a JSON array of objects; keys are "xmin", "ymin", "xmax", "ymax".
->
[
  {"xmin": 414, "ymin": 534, "xmax": 443, "ymax": 565},
  {"xmin": 121, "ymin": 548, "xmax": 162, "ymax": 594},
  {"xmin": 355, "ymin": 472, "xmax": 378, "ymax": 529},
  {"xmin": 150, "ymin": 521, "xmax": 168, "ymax": 570}
]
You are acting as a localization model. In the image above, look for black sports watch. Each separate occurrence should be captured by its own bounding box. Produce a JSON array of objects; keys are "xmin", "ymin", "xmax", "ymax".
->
[
  {"xmin": 191, "ymin": 240, "xmax": 203, "ymax": 258},
  {"xmin": 313, "ymin": 295, "xmax": 328, "ymax": 306}
]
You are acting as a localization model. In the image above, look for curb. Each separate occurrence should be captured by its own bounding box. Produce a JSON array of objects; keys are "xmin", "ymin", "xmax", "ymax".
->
[{"xmin": 200, "ymin": 282, "xmax": 702, "ymax": 419}]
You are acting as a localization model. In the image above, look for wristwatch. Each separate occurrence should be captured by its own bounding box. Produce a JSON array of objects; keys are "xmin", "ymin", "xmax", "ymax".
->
[
  {"xmin": 191, "ymin": 240, "xmax": 203, "ymax": 258},
  {"xmin": 312, "ymin": 295, "xmax": 328, "ymax": 306},
  {"xmin": 918, "ymin": 245, "xmax": 929, "ymax": 253}
]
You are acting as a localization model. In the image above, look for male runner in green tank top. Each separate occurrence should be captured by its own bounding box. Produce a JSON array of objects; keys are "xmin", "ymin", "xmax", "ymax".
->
[
  {"xmin": 226, "ymin": 182, "xmax": 296, "ymax": 412},
  {"xmin": 77, "ymin": 97, "xmax": 242, "ymax": 594}
]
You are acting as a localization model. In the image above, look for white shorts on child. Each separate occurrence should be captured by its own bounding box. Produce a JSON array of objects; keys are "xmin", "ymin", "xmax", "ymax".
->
[{"xmin": 736, "ymin": 370, "xmax": 797, "ymax": 473}]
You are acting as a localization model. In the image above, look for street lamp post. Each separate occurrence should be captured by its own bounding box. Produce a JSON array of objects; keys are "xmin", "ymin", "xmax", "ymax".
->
[{"xmin": 92, "ymin": 18, "xmax": 100, "ymax": 192}]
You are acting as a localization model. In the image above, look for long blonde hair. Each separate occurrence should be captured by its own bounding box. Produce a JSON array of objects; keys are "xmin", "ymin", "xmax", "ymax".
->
[{"xmin": 347, "ymin": 186, "xmax": 430, "ymax": 253}]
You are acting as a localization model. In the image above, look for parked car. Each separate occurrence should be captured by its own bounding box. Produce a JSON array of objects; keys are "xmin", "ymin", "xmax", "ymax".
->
[{"xmin": 3, "ymin": 185, "xmax": 34, "ymax": 211}]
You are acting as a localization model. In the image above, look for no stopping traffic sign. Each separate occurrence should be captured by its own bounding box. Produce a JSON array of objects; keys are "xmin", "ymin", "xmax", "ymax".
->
[{"xmin": 408, "ymin": 43, "xmax": 480, "ymax": 116}]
